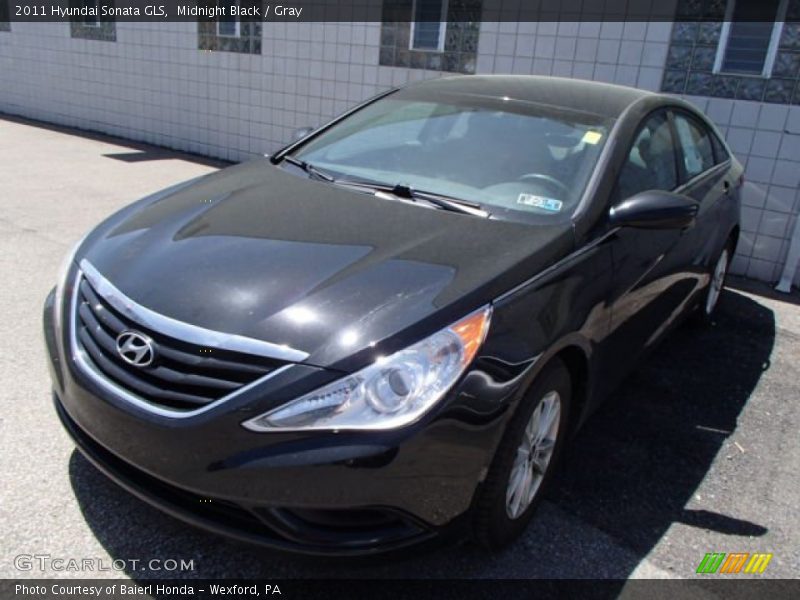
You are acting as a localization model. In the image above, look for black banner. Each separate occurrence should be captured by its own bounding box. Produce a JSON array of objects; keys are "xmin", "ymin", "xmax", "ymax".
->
[
  {"xmin": 4, "ymin": 0, "xmax": 800, "ymax": 23},
  {"xmin": 3, "ymin": 579, "xmax": 800, "ymax": 600}
]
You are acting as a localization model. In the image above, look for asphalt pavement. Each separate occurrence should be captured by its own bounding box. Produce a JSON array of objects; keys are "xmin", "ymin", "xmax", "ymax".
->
[{"xmin": 1, "ymin": 115, "xmax": 798, "ymax": 583}]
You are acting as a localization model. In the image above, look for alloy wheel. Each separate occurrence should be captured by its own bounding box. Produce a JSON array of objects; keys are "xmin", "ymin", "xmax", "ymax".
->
[
  {"xmin": 705, "ymin": 248, "xmax": 729, "ymax": 316},
  {"xmin": 505, "ymin": 391, "xmax": 561, "ymax": 520}
]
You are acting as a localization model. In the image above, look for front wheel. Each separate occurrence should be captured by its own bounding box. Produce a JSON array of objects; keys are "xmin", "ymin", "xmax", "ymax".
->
[{"xmin": 473, "ymin": 358, "xmax": 572, "ymax": 550}]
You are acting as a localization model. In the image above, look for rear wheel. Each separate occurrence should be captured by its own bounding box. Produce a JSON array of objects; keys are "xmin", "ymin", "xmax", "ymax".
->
[
  {"xmin": 697, "ymin": 244, "xmax": 732, "ymax": 324},
  {"xmin": 473, "ymin": 358, "xmax": 571, "ymax": 550}
]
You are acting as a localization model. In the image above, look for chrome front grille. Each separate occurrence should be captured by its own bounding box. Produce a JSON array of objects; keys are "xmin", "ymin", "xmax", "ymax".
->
[{"xmin": 72, "ymin": 269, "xmax": 293, "ymax": 412}]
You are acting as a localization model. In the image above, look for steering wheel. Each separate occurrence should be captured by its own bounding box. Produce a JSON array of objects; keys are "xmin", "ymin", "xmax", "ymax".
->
[{"xmin": 518, "ymin": 173, "xmax": 570, "ymax": 196}]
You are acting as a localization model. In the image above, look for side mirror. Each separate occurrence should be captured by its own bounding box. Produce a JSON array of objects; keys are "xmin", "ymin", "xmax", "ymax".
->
[
  {"xmin": 609, "ymin": 190, "xmax": 698, "ymax": 230},
  {"xmin": 293, "ymin": 126, "xmax": 314, "ymax": 141}
]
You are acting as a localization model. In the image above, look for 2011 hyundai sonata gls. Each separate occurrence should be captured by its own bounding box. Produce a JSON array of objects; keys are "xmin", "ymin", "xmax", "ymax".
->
[{"xmin": 44, "ymin": 75, "xmax": 741, "ymax": 555}]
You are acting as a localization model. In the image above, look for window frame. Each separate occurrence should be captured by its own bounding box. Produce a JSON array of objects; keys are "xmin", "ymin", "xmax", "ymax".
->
[
  {"xmin": 216, "ymin": 0, "xmax": 242, "ymax": 38},
  {"xmin": 409, "ymin": 0, "xmax": 448, "ymax": 52},
  {"xmin": 712, "ymin": 0, "xmax": 789, "ymax": 78},
  {"xmin": 82, "ymin": 0, "xmax": 101, "ymax": 27},
  {"xmin": 216, "ymin": 19, "xmax": 241, "ymax": 38}
]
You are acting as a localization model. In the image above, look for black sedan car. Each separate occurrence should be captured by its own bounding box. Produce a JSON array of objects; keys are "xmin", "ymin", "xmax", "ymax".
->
[{"xmin": 44, "ymin": 75, "xmax": 741, "ymax": 555}]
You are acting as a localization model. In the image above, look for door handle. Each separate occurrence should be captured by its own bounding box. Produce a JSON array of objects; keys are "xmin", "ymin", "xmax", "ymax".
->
[{"xmin": 723, "ymin": 180, "xmax": 731, "ymax": 195}]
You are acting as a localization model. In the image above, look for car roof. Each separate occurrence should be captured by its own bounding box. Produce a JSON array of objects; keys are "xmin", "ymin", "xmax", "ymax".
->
[{"xmin": 397, "ymin": 75, "xmax": 656, "ymax": 120}]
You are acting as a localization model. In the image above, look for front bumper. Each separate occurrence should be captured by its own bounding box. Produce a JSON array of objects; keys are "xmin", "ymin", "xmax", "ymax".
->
[
  {"xmin": 55, "ymin": 393, "xmax": 441, "ymax": 555},
  {"xmin": 44, "ymin": 289, "xmax": 514, "ymax": 556}
]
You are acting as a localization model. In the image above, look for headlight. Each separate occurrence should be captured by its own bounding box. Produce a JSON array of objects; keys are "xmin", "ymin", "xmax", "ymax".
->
[{"xmin": 242, "ymin": 306, "xmax": 492, "ymax": 432}]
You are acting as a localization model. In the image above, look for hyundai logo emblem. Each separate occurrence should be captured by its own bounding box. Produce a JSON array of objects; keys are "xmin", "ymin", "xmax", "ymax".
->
[{"xmin": 115, "ymin": 330, "xmax": 156, "ymax": 367}]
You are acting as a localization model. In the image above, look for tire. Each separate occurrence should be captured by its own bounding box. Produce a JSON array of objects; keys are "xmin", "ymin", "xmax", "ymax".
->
[
  {"xmin": 473, "ymin": 358, "xmax": 572, "ymax": 550},
  {"xmin": 696, "ymin": 241, "xmax": 733, "ymax": 325}
]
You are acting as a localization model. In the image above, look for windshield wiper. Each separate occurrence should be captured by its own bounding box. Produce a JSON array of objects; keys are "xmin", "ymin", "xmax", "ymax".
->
[
  {"xmin": 336, "ymin": 180, "xmax": 490, "ymax": 218},
  {"xmin": 279, "ymin": 159, "xmax": 489, "ymax": 217},
  {"xmin": 282, "ymin": 155, "xmax": 335, "ymax": 182}
]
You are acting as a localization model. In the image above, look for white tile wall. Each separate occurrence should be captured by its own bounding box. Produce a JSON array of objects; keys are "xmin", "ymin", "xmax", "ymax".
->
[
  {"xmin": 0, "ymin": 21, "xmax": 428, "ymax": 162},
  {"xmin": 703, "ymin": 97, "xmax": 800, "ymax": 284},
  {"xmin": 476, "ymin": 21, "xmax": 671, "ymax": 93},
  {"xmin": 0, "ymin": 19, "xmax": 798, "ymax": 287}
]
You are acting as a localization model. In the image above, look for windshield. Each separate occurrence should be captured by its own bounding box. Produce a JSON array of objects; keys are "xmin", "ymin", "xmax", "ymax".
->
[{"xmin": 291, "ymin": 91, "xmax": 612, "ymax": 222}]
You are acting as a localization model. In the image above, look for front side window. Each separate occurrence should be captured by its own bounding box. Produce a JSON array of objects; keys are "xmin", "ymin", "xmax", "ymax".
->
[
  {"xmin": 673, "ymin": 113, "xmax": 716, "ymax": 181},
  {"xmin": 292, "ymin": 93, "xmax": 611, "ymax": 223},
  {"xmin": 715, "ymin": 0, "xmax": 786, "ymax": 77},
  {"xmin": 613, "ymin": 112, "xmax": 678, "ymax": 203},
  {"xmin": 410, "ymin": 0, "xmax": 448, "ymax": 51}
]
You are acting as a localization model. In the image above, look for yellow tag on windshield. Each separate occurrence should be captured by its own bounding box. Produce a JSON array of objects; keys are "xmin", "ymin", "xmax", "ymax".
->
[{"xmin": 582, "ymin": 131, "xmax": 603, "ymax": 145}]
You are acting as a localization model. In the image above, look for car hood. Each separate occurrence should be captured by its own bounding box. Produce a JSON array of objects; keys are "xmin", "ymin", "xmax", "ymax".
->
[{"xmin": 80, "ymin": 159, "xmax": 573, "ymax": 371}]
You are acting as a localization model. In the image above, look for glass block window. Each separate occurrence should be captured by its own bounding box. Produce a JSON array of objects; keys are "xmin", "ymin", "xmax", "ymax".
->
[
  {"xmin": 717, "ymin": 0, "xmax": 785, "ymax": 76},
  {"xmin": 69, "ymin": 0, "xmax": 116, "ymax": 42},
  {"xmin": 663, "ymin": 0, "xmax": 800, "ymax": 104},
  {"xmin": 380, "ymin": 0, "xmax": 482, "ymax": 73},
  {"xmin": 197, "ymin": 0, "xmax": 261, "ymax": 54}
]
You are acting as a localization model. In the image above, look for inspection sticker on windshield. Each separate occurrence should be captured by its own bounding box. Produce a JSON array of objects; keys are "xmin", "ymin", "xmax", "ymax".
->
[
  {"xmin": 582, "ymin": 131, "xmax": 603, "ymax": 145},
  {"xmin": 517, "ymin": 193, "xmax": 563, "ymax": 212}
]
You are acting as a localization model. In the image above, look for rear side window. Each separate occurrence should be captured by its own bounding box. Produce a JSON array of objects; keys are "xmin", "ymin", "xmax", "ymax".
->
[
  {"xmin": 673, "ymin": 113, "xmax": 715, "ymax": 180},
  {"xmin": 711, "ymin": 133, "xmax": 730, "ymax": 164},
  {"xmin": 612, "ymin": 111, "xmax": 678, "ymax": 203}
]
